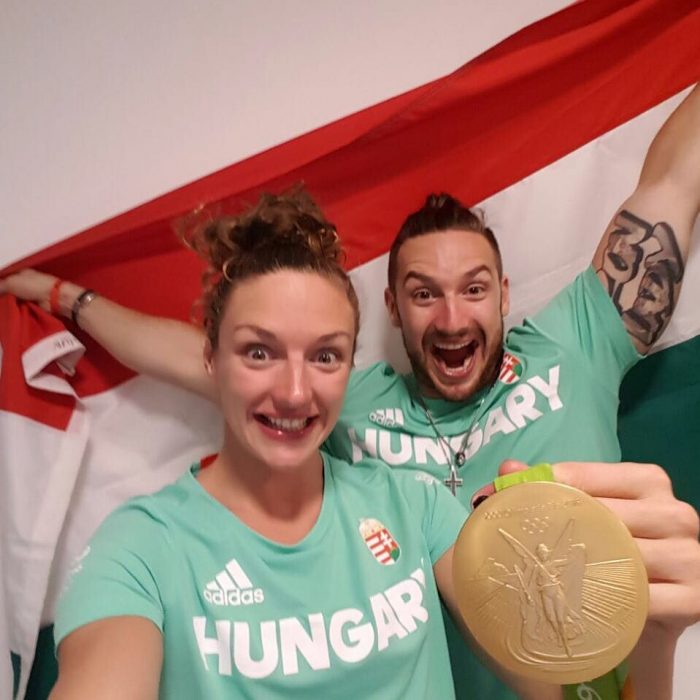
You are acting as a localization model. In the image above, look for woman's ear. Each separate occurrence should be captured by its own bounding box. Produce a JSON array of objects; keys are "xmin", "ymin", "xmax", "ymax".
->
[{"xmin": 203, "ymin": 339, "xmax": 214, "ymax": 376}]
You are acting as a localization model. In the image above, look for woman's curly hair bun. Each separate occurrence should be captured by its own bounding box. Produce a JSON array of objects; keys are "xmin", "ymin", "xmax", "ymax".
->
[
  {"xmin": 183, "ymin": 185, "xmax": 344, "ymax": 280},
  {"xmin": 177, "ymin": 184, "xmax": 358, "ymax": 349}
]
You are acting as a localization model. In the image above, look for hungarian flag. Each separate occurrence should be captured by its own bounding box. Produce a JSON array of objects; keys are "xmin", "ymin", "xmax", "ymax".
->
[{"xmin": 2, "ymin": 1, "xmax": 699, "ymax": 698}]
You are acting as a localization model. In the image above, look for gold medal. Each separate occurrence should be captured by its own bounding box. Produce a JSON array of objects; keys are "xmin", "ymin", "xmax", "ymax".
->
[{"xmin": 452, "ymin": 481, "xmax": 648, "ymax": 685}]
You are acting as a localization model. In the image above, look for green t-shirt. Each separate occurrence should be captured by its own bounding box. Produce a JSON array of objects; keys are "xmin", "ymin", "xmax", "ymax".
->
[
  {"xmin": 323, "ymin": 266, "xmax": 641, "ymax": 700},
  {"xmin": 327, "ymin": 267, "xmax": 639, "ymax": 502},
  {"xmin": 55, "ymin": 456, "xmax": 468, "ymax": 699}
]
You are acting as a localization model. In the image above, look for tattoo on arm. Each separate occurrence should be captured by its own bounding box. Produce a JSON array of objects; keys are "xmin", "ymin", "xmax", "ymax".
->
[{"xmin": 595, "ymin": 209, "xmax": 684, "ymax": 351}]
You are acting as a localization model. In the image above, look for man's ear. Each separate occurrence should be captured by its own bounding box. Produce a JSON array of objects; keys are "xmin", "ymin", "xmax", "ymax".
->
[
  {"xmin": 203, "ymin": 339, "xmax": 215, "ymax": 375},
  {"xmin": 384, "ymin": 287, "xmax": 401, "ymax": 328},
  {"xmin": 500, "ymin": 275, "xmax": 510, "ymax": 317}
]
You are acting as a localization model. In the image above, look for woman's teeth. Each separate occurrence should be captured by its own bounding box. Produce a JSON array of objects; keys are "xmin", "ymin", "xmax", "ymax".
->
[{"xmin": 264, "ymin": 417, "xmax": 309, "ymax": 432}]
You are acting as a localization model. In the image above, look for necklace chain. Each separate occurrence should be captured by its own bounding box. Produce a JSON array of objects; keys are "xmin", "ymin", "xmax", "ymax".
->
[{"xmin": 416, "ymin": 394, "xmax": 485, "ymax": 495}]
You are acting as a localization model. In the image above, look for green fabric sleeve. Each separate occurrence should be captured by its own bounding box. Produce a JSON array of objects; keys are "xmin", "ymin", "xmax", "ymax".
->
[
  {"xmin": 527, "ymin": 266, "xmax": 641, "ymax": 382},
  {"xmin": 54, "ymin": 502, "xmax": 171, "ymax": 650}
]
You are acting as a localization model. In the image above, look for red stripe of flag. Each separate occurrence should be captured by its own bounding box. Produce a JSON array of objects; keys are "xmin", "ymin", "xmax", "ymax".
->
[
  {"xmin": 3, "ymin": 0, "xmax": 699, "ymax": 399},
  {"xmin": 0, "ymin": 297, "xmax": 76, "ymax": 430}
]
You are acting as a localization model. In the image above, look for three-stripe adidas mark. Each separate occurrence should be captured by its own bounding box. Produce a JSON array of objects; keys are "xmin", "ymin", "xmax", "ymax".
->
[
  {"xmin": 203, "ymin": 559, "xmax": 264, "ymax": 607},
  {"xmin": 368, "ymin": 408, "xmax": 404, "ymax": 427}
]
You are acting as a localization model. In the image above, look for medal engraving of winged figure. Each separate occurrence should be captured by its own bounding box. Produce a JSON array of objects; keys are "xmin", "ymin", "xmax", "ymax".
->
[{"xmin": 466, "ymin": 517, "xmax": 639, "ymax": 673}]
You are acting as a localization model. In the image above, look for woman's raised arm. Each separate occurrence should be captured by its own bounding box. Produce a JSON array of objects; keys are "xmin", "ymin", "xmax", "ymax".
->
[{"xmin": 1, "ymin": 268, "xmax": 217, "ymax": 402}]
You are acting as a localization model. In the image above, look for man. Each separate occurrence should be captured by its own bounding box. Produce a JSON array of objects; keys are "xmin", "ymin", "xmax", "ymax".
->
[{"xmin": 3, "ymin": 85, "xmax": 700, "ymax": 699}]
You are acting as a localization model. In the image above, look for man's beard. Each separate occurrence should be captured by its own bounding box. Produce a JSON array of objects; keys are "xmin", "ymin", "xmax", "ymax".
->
[{"xmin": 402, "ymin": 323, "xmax": 504, "ymax": 402}]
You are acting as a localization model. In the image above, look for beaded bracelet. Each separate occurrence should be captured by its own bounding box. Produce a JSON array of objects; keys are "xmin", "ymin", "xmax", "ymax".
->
[{"xmin": 49, "ymin": 279, "xmax": 64, "ymax": 315}]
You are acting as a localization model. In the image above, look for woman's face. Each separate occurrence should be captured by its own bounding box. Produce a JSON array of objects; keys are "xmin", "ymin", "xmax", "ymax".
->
[{"xmin": 207, "ymin": 269, "xmax": 356, "ymax": 474}]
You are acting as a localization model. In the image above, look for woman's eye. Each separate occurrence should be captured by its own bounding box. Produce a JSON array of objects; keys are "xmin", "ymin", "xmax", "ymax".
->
[
  {"xmin": 247, "ymin": 346, "xmax": 269, "ymax": 361},
  {"xmin": 316, "ymin": 350, "xmax": 339, "ymax": 365}
]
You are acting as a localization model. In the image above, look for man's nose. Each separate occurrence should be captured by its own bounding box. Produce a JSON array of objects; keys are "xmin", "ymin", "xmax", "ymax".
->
[{"xmin": 434, "ymin": 296, "xmax": 464, "ymax": 335}]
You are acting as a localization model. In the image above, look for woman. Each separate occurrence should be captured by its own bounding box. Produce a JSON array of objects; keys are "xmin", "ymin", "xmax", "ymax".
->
[{"xmin": 44, "ymin": 189, "xmax": 551, "ymax": 699}]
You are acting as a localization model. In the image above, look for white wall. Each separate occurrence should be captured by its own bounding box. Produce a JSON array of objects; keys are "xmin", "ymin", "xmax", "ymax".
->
[{"xmin": 0, "ymin": 0, "xmax": 566, "ymax": 265}]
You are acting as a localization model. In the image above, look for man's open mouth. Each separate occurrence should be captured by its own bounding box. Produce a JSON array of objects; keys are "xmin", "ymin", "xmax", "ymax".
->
[{"xmin": 430, "ymin": 340, "xmax": 478, "ymax": 377}]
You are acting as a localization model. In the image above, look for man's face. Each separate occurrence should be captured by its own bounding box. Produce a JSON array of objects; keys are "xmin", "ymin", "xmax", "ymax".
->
[{"xmin": 385, "ymin": 229, "xmax": 509, "ymax": 401}]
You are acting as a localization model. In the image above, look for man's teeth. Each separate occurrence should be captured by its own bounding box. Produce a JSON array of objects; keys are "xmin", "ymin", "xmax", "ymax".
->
[
  {"xmin": 266, "ymin": 417, "xmax": 308, "ymax": 431},
  {"xmin": 434, "ymin": 341, "xmax": 472, "ymax": 350}
]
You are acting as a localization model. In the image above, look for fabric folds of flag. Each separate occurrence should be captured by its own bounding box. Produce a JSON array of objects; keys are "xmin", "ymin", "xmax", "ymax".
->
[
  {"xmin": 0, "ymin": 298, "xmax": 88, "ymax": 699},
  {"xmin": 2, "ymin": 0, "xmax": 700, "ymax": 698}
]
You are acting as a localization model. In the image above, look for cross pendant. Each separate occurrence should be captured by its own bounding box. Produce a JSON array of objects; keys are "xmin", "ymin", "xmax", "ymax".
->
[{"xmin": 444, "ymin": 471, "xmax": 463, "ymax": 495}]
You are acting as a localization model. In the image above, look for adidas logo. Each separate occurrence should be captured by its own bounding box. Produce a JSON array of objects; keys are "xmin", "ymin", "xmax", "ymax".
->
[
  {"xmin": 203, "ymin": 559, "xmax": 265, "ymax": 607},
  {"xmin": 368, "ymin": 408, "xmax": 404, "ymax": 427}
]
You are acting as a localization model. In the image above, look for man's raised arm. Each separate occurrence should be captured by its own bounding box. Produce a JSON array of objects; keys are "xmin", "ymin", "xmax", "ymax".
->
[
  {"xmin": 0, "ymin": 268, "xmax": 217, "ymax": 402},
  {"xmin": 593, "ymin": 83, "xmax": 700, "ymax": 354}
]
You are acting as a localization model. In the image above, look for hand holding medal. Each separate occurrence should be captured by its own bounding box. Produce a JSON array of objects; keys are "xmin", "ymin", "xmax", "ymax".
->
[{"xmin": 452, "ymin": 460, "xmax": 700, "ymax": 699}]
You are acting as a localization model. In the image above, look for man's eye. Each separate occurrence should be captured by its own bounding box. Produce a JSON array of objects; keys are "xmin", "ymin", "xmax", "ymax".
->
[
  {"xmin": 247, "ymin": 346, "xmax": 270, "ymax": 361},
  {"xmin": 413, "ymin": 289, "xmax": 432, "ymax": 301},
  {"xmin": 466, "ymin": 285, "xmax": 485, "ymax": 296}
]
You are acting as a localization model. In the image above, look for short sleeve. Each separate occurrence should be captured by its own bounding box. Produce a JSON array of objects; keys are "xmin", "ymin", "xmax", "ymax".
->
[
  {"xmin": 54, "ymin": 502, "xmax": 171, "ymax": 649},
  {"xmin": 524, "ymin": 266, "xmax": 641, "ymax": 380},
  {"xmin": 393, "ymin": 469, "xmax": 468, "ymax": 564}
]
